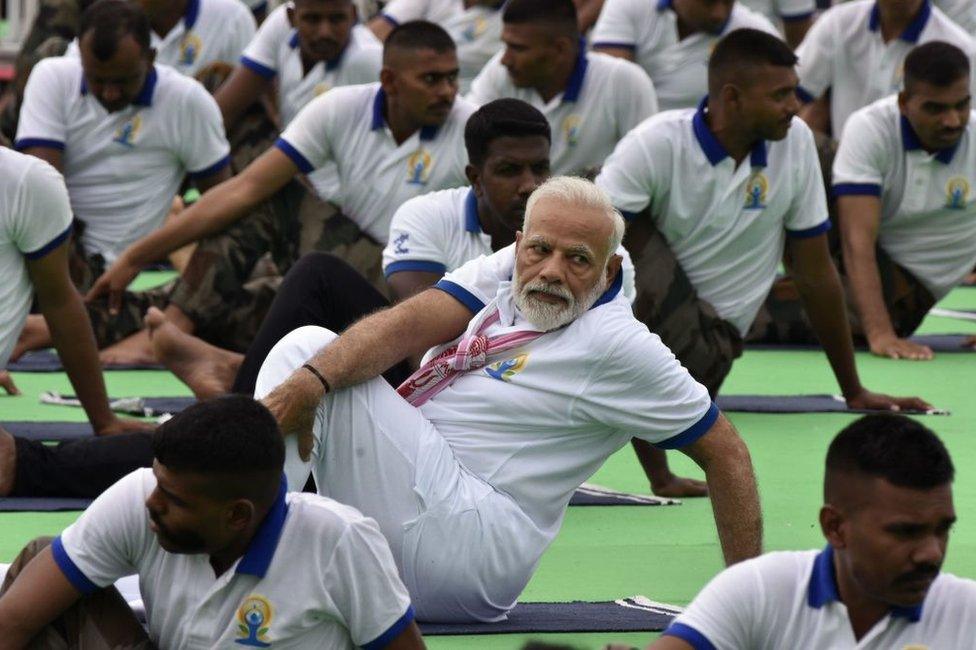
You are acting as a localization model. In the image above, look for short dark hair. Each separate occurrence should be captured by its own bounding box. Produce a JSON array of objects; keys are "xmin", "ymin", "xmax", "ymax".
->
[
  {"xmin": 465, "ymin": 99, "xmax": 551, "ymax": 166},
  {"xmin": 153, "ymin": 396, "xmax": 285, "ymax": 502},
  {"xmin": 79, "ymin": 0, "xmax": 152, "ymax": 61},
  {"xmin": 708, "ymin": 28, "xmax": 797, "ymax": 91},
  {"xmin": 503, "ymin": 0, "xmax": 579, "ymax": 39},
  {"xmin": 904, "ymin": 41, "xmax": 971, "ymax": 93},
  {"xmin": 384, "ymin": 20, "xmax": 456, "ymax": 61},
  {"xmin": 825, "ymin": 414, "xmax": 954, "ymax": 494}
]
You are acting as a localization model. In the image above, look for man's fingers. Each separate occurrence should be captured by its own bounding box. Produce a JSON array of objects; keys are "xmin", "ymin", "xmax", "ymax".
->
[
  {"xmin": 108, "ymin": 288, "xmax": 123, "ymax": 315},
  {"xmin": 0, "ymin": 373, "xmax": 20, "ymax": 396},
  {"xmin": 84, "ymin": 279, "xmax": 105, "ymax": 303}
]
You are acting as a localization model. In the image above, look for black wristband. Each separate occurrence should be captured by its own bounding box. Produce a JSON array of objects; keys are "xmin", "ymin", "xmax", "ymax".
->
[{"xmin": 302, "ymin": 363, "xmax": 331, "ymax": 393}]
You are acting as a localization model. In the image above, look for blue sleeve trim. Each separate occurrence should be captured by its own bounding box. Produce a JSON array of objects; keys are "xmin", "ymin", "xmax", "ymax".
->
[
  {"xmin": 23, "ymin": 224, "xmax": 72, "ymax": 260},
  {"xmin": 781, "ymin": 10, "xmax": 815, "ymax": 21},
  {"xmin": 187, "ymin": 154, "xmax": 230, "ymax": 179},
  {"xmin": 620, "ymin": 209, "xmax": 639, "ymax": 222},
  {"xmin": 786, "ymin": 219, "xmax": 831, "ymax": 239},
  {"xmin": 592, "ymin": 41, "xmax": 637, "ymax": 50},
  {"xmin": 384, "ymin": 260, "xmax": 448, "ymax": 278},
  {"xmin": 240, "ymin": 56, "xmax": 277, "ymax": 79},
  {"xmin": 434, "ymin": 280, "xmax": 485, "ymax": 314},
  {"xmin": 656, "ymin": 402, "xmax": 720, "ymax": 450},
  {"xmin": 380, "ymin": 13, "xmax": 399, "ymax": 27},
  {"xmin": 362, "ymin": 605, "xmax": 415, "ymax": 650},
  {"xmin": 274, "ymin": 138, "xmax": 315, "ymax": 174},
  {"xmin": 795, "ymin": 86, "xmax": 815, "ymax": 104},
  {"xmin": 832, "ymin": 183, "xmax": 881, "ymax": 197},
  {"xmin": 663, "ymin": 622, "xmax": 718, "ymax": 650},
  {"xmin": 14, "ymin": 137, "xmax": 65, "ymax": 151},
  {"xmin": 51, "ymin": 536, "xmax": 99, "ymax": 596}
]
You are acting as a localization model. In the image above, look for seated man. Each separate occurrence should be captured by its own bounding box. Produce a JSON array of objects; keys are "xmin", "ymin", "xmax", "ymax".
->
[
  {"xmin": 257, "ymin": 176, "xmax": 762, "ymax": 622},
  {"xmin": 467, "ymin": 0, "xmax": 658, "ymax": 176},
  {"xmin": 0, "ymin": 396, "xmax": 424, "ymax": 649},
  {"xmin": 595, "ymin": 29, "xmax": 928, "ymax": 412},
  {"xmin": 591, "ymin": 0, "xmax": 776, "ymax": 111},
  {"xmin": 795, "ymin": 0, "xmax": 975, "ymax": 139},
  {"xmin": 738, "ymin": 0, "xmax": 815, "ymax": 48},
  {"xmin": 649, "ymin": 413, "xmax": 973, "ymax": 649},
  {"xmin": 756, "ymin": 42, "xmax": 976, "ymax": 359}
]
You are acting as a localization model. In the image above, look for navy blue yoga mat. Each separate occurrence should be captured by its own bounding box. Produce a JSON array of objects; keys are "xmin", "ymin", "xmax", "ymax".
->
[
  {"xmin": 0, "ymin": 497, "xmax": 92, "ymax": 512},
  {"xmin": 8, "ymin": 350, "xmax": 164, "ymax": 372},
  {"xmin": 715, "ymin": 394, "xmax": 948, "ymax": 415},
  {"xmin": 2, "ymin": 421, "xmax": 93, "ymax": 441},
  {"xmin": 746, "ymin": 333, "xmax": 973, "ymax": 353}
]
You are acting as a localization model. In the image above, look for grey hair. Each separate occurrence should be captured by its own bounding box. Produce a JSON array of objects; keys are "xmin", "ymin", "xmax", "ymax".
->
[{"xmin": 523, "ymin": 176, "xmax": 626, "ymax": 257}]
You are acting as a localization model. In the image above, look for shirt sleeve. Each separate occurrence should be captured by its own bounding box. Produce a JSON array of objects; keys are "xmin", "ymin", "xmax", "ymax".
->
[
  {"xmin": 465, "ymin": 52, "xmax": 506, "ymax": 106},
  {"xmin": 436, "ymin": 244, "xmax": 515, "ymax": 313},
  {"xmin": 55, "ymin": 470, "xmax": 153, "ymax": 593},
  {"xmin": 240, "ymin": 4, "xmax": 287, "ymax": 78},
  {"xmin": 383, "ymin": 196, "xmax": 452, "ymax": 277},
  {"xmin": 224, "ymin": 4, "xmax": 258, "ymax": 66},
  {"xmin": 775, "ymin": 0, "xmax": 816, "ymax": 20},
  {"xmin": 591, "ymin": 0, "xmax": 641, "ymax": 49},
  {"xmin": 177, "ymin": 82, "xmax": 232, "ymax": 178},
  {"xmin": 831, "ymin": 106, "xmax": 886, "ymax": 196},
  {"xmin": 784, "ymin": 122, "xmax": 830, "ymax": 236},
  {"xmin": 11, "ymin": 157, "xmax": 73, "ymax": 259},
  {"xmin": 14, "ymin": 59, "xmax": 69, "ymax": 150},
  {"xmin": 277, "ymin": 91, "xmax": 337, "ymax": 173},
  {"xmin": 612, "ymin": 60, "xmax": 657, "ymax": 139},
  {"xmin": 594, "ymin": 121, "xmax": 661, "ymax": 220},
  {"xmin": 324, "ymin": 518, "xmax": 415, "ymax": 649},
  {"xmin": 380, "ymin": 0, "xmax": 428, "ymax": 25},
  {"xmin": 794, "ymin": 12, "xmax": 834, "ymax": 102},
  {"xmin": 344, "ymin": 41, "xmax": 383, "ymax": 86}
]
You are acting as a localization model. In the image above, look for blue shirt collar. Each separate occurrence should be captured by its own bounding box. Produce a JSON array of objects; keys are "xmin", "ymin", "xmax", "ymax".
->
[
  {"xmin": 371, "ymin": 88, "xmax": 441, "ymax": 140},
  {"xmin": 235, "ymin": 475, "xmax": 290, "ymax": 578},
  {"xmin": 183, "ymin": 0, "xmax": 201, "ymax": 31},
  {"xmin": 900, "ymin": 115, "xmax": 959, "ymax": 163},
  {"xmin": 807, "ymin": 546, "xmax": 925, "ymax": 623},
  {"xmin": 868, "ymin": 0, "xmax": 930, "ymax": 43},
  {"xmin": 289, "ymin": 31, "xmax": 347, "ymax": 71},
  {"xmin": 656, "ymin": 0, "xmax": 730, "ymax": 34},
  {"xmin": 80, "ymin": 65, "xmax": 159, "ymax": 107},
  {"xmin": 562, "ymin": 39, "xmax": 589, "ymax": 103},
  {"xmin": 464, "ymin": 189, "xmax": 484, "ymax": 233},
  {"xmin": 692, "ymin": 97, "xmax": 767, "ymax": 167},
  {"xmin": 590, "ymin": 269, "xmax": 623, "ymax": 309}
]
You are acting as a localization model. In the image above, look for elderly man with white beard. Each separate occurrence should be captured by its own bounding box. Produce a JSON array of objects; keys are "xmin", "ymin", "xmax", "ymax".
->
[{"xmin": 256, "ymin": 176, "xmax": 762, "ymax": 624}]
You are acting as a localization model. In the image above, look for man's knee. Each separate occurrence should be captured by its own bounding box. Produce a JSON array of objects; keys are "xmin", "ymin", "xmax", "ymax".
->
[{"xmin": 254, "ymin": 326, "xmax": 339, "ymax": 399}]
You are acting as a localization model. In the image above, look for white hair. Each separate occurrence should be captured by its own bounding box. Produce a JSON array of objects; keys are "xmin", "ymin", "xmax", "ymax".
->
[{"xmin": 522, "ymin": 176, "xmax": 626, "ymax": 257}]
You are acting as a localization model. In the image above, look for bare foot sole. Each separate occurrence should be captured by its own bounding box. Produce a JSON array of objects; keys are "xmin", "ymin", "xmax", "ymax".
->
[
  {"xmin": 99, "ymin": 329, "xmax": 158, "ymax": 366},
  {"xmin": 146, "ymin": 307, "xmax": 242, "ymax": 400},
  {"xmin": 0, "ymin": 428, "xmax": 16, "ymax": 497},
  {"xmin": 12, "ymin": 314, "xmax": 52, "ymax": 360},
  {"xmin": 651, "ymin": 475, "xmax": 709, "ymax": 498}
]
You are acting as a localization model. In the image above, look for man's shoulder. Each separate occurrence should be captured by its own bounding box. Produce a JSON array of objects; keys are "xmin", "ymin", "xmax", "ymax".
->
[
  {"xmin": 628, "ymin": 108, "xmax": 694, "ymax": 147},
  {"xmin": 727, "ymin": 2, "xmax": 778, "ymax": 33},
  {"xmin": 306, "ymin": 82, "xmax": 379, "ymax": 121},
  {"xmin": 199, "ymin": 0, "xmax": 255, "ymax": 22},
  {"xmin": 31, "ymin": 55, "xmax": 79, "ymax": 85},
  {"xmin": 284, "ymin": 492, "xmax": 383, "ymax": 543},
  {"xmin": 396, "ymin": 187, "xmax": 467, "ymax": 220},
  {"xmin": 927, "ymin": 572, "xmax": 976, "ymax": 606},
  {"xmin": 255, "ymin": 3, "xmax": 292, "ymax": 40},
  {"xmin": 926, "ymin": 5, "xmax": 976, "ymax": 51},
  {"xmin": 446, "ymin": 95, "xmax": 479, "ymax": 128},
  {"xmin": 817, "ymin": 0, "xmax": 872, "ymax": 26},
  {"xmin": 585, "ymin": 51, "xmax": 650, "ymax": 83},
  {"xmin": 0, "ymin": 147, "xmax": 63, "ymax": 213},
  {"xmin": 349, "ymin": 24, "xmax": 383, "ymax": 52}
]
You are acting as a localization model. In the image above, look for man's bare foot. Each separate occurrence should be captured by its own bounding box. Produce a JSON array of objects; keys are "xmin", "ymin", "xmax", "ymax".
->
[
  {"xmin": 146, "ymin": 307, "xmax": 242, "ymax": 399},
  {"xmin": 99, "ymin": 329, "xmax": 156, "ymax": 366},
  {"xmin": 651, "ymin": 474, "xmax": 709, "ymax": 498},
  {"xmin": 12, "ymin": 314, "xmax": 52, "ymax": 360},
  {"xmin": 0, "ymin": 428, "xmax": 16, "ymax": 497}
]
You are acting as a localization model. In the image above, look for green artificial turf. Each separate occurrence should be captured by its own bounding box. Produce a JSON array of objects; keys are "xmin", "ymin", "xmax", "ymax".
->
[{"xmin": 1, "ymin": 286, "xmax": 973, "ymax": 650}]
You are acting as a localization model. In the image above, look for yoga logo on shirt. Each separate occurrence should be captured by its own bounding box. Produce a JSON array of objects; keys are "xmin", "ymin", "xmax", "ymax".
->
[
  {"xmin": 313, "ymin": 81, "xmax": 332, "ymax": 97},
  {"xmin": 744, "ymin": 172, "xmax": 768, "ymax": 210},
  {"xmin": 112, "ymin": 114, "xmax": 143, "ymax": 148},
  {"xmin": 562, "ymin": 115, "xmax": 582, "ymax": 147},
  {"xmin": 180, "ymin": 33, "xmax": 203, "ymax": 67},
  {"xmin": 462, "ymin": 17, "xmax": 489, "ymax": 42},
  {"xmin": 945, "ymin": 177, "xmax": 970, "ymax": 209},
  {"xmin": 485, "ymin": 354, "xmax": 528, "ymax": 381},
  {"xmin": 234, "ymin": 594, "xmax": 274, "ymax": 647},
  {"xmin": 406, "ymin": 149, "xmax": 433, "ymax": 185}
]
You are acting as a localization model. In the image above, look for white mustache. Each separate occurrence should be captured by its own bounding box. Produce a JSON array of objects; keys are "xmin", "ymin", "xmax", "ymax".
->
[{"xmin": 522, "ymin": 281, "xmax": 573, "ymax": 304}]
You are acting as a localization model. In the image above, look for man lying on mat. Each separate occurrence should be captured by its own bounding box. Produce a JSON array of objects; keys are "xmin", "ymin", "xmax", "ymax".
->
[
  {"xmin": 257, "ymin": 177, "xmax": 762, "ymax": 623},
  {"xmin": 641, "ymin": 413, "xmax": 975, "ymax": 650},
  {"xmin": 0, "ymin": 396, "xmax": 425, "ymax": 650}
]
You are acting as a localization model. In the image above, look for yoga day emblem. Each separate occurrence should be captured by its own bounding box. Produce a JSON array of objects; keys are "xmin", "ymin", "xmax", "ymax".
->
[{"xmin": 235, "ymin": 594, "xmax": 274, "ymax": 647}]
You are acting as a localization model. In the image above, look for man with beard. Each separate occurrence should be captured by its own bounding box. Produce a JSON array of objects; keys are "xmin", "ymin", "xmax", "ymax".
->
[
  {"xmin": 256, "ymin": 176, "xmax": 761, "ymax": 623},
  {"xmin": 649, "ymin": 414, "xmax": 974, "ymax": 649},
  {"xmin": 0, "ymin": 396, "xmax": 425, "ymax": 649}
]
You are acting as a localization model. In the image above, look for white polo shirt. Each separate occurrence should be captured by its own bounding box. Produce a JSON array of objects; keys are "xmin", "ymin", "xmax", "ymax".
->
[
  {"xmin": 241, "ymin": 6, "xmax": 382, "ymax": 126},
  {"xmin": 795, "ymin": 0, "xmax": 976, "ymax": 136},
  {"xmin": 16, "ymin": 59, "xmax": 231, "ymax": 263},
  {"xmin": 738, "ymin": 0, "xmax": 816, "ymax": 27},
  {"xmin": 382, "ymin": 187, "xmax": 637, "ymax": 300},
  {"xmin": 833, "ymin": 96, "xmax": 976, "ymax": 301},
  {"xmin": 52, "ymin": 469, "xmax": 415, "ymax": 650},
  {"xmin": 934, "ymin": 0, "xmax": 976, "ymax": 32},
  {"xmin": 595, "ymin": 103, "xmax": 830, "ymax": 335},
  {"xmin": 664, "ymin": 547, "xmax": 976, "ymax": 649},
  {"xmin": 467, "ymin": 47, "xmax": 658, "ymax": 176},
  {"xmin": 379, "ymin": 0, "xmax": 503, "ymax": 93},
  {"xmin": 590, "ymin": 0, "xmax": 777, "ymax": 112},
  {"xmin": 0, "ymin": 149, "xmax": 73, "ymax": 368},
  {"xmin": 276, "ymin": 82, "xmax": 474, "ymax": 243}
]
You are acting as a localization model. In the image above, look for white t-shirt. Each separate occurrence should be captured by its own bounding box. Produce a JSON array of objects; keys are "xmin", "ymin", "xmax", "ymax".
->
[
  {"xmin": 52, "ymin": 469, "xmax": 414, "ymax": 650},
  {"xmin": 467, "ymin": 48, "xmax": 658, "ymax": 175},
  {"xmin": 380, "ymin": 0, "xmax": 503, "ymax": 93},
  {"xmin": 738, "ymin": 0, "xmax": 816, "ymax": 26},
  {"xmin": 664, "ymin": 547, "xmax": 976, "ymax": 649},
  {"xmin": 795, "ymin": 0, "xmax": 976, "ymax": 136},
  {"xmin": 428, "ymin": 246, "xmax": 717, "ymax": 533},
  {"xmin": 595, "ymin": 105, "xmax": 829, "ymax": 335},
  {"xmin": 933, "ymin": 0, "xmax": 976, "ymax": 32},
  {"xmin": 0, "ymin": 149, "xmax": 73, "ymax": 368},
  {"xmin": 590, "ymin": 0, "xmax": 777, "ymax": 112},
  {"xmin": 241, "ymin": 6, "xmax": 382, "ymax": 126},
  {"xmin": 276, "ymin": 82, "xmax": 474, "ymax": 243},
  {"xmin": 16, "ymin": 59, "xmax": 230, "ymax": 263},
  {"xmin": 832, "ymin": 95, "xmax": 976, "ymax": 300}
]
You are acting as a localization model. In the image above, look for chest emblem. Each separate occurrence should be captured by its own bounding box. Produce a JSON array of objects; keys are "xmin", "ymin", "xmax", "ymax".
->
[
  {"xmin": 462, "ymin": 17, "xmax": 489, "ymax": 41},
  {"xmin": 485, "ymin": 354, "xmax": 528, "ymax": 381},
  {"xmin": 945, "ymin": 176, "xmax": 970, "ymax": 209},
  {"xmin": 393, "ymin": 232, "xmax": 409, "ymax": 254},
  {"xmin": 744, "ymin": 171, "xmax": 768, "ymax": 210},
  {"xmin": 313, "ymin": 81, "xmax": 332, "ymax": 97},
  {"xmin": 235, "ymin": 594, "xmax": 274, "ymax": 647},
  {"xmin": 179, "ymin": 33, "xmax": 202, "ymax": 67},
  {"xmin": 113, "ymin": 114, "xmax": 143, "ymax": 148},
  {"xmin": 562, "ymin": 114, "xmax": 582, "ymax": 147},
  {"xmin": 406, "ymin": 149, "xmax": 433, "ymax": 185}
]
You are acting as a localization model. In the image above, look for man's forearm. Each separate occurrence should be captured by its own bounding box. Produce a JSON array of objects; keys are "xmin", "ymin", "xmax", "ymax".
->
[{"xmin": 844, "ymin": 245, "xmax": 898, "ymax": 343}]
